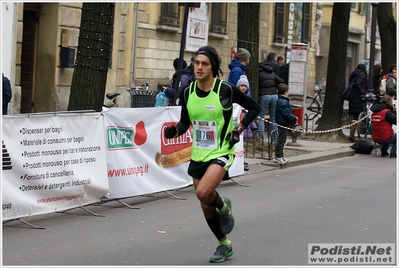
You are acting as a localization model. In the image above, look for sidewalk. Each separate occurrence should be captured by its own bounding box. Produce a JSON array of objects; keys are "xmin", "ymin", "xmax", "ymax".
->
[{"xmin": 242, "ymin": 137, "xmax": 356, "ymax": 176}]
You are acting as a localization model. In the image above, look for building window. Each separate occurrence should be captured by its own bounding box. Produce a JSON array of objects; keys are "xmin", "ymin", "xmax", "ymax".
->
[
  {"xmin": 273, "ymin": 3, "xmax": 311, "ymax": 44},
  {"xmin": 301, "ymin": 3, "xmax": 311, "ymax": 44},
  {"xmin": 210, "ymin": 3, "xmax": 227, "ymax": 35},
  {"xmin": 359, "ymin": 3, "xmax": 368, "ymax": 14},
  {"xmin": 158, "ymin": 3, "xmax": 180, "ymax": 27},
  {"xmin": 274, "ymin": 3, "xmax": 286, "ymax": 43}
]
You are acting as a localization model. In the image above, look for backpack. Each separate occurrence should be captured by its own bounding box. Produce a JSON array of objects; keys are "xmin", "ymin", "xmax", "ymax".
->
[
  {"xmin": 380, "ymin": 74, "xmax": 387, "ymax": 95},
  {"xmin": 342, "ymin": 73, "xmax": 359, "ymax": 101},
  {"xmin": 342, "ymin": 82, "xmax": 354, "ymax": 101},
  {"xmin": 350, "ymin": 139, "xmax": 375, "ymax": 154}
]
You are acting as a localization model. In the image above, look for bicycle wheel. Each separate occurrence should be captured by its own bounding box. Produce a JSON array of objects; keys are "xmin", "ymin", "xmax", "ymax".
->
[
  {"xmin": 305, "ymin": 96, "xmax": 321, "ymax": 121},
  {"xmin": 364, "ymin": 116, "xmax": 372, "ymax": 139},
  {"xmin": 342, "ymin": 109, "xmax": 351, "ymax": 127},
  {"xmin": 357, "ymin": 112, "xmax": 367, "ymax": 139}
]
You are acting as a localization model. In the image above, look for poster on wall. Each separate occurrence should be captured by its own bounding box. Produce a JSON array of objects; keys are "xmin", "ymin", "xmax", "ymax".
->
[{"xmin": 185, "ymin": 2, "xmax": 209, "ymax": 52}]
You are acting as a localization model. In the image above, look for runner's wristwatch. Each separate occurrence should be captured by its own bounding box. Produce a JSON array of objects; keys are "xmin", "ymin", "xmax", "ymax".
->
[{"xmin": 235, "ymin": 123, "xmax": 244, "ymax": 134}]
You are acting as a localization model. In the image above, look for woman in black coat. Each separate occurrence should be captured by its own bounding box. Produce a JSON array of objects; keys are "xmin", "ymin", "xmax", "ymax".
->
[
  {"xmin": 347, "ymin": 63, "xmax": 368, "ymax": 141},
  {"xmin": 373, "ymin": 64, "xmax": 383, "ymax": 97}
]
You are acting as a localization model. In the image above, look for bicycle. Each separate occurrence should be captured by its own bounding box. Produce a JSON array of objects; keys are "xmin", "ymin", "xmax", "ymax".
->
[
  {"xmin": 103, "ymin": 82, "xmax": 151, "ymax": 109},
  {"xmin": 342, "ymin": 108, "xmax": 351, "ymax": 126},
  {"xmin": 305, "ymin": 86, "xmax": 323, "ymax": 121},
  {"xmin": 305, "ymin": 86, "xmax": 357, "ymax": 127},
  {"xmin": 131, "ymin": 82, "xmax": 150, "ymax": 91},
  {"xmin": 103, "ymin": 93, "xmax": 121, "ymax": 108},
  {"xmin": 356, "ymin": 93, "xmax": 377, "ymax": 139}
]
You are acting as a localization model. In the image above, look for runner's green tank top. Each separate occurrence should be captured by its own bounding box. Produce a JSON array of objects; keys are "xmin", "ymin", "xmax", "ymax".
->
[{"xmin": 186, "ymin": 79, "xmax": 235, "ymax": 162}]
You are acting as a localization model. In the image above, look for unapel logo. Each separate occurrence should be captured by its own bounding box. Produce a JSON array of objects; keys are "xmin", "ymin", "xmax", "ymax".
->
[
  {"xmin": 107, "ymin": 127, "xmax": 134, "ymax": 150},
  {"xmin": 107, "ymin": 121, "xmax": 148, "ymax": 150}
]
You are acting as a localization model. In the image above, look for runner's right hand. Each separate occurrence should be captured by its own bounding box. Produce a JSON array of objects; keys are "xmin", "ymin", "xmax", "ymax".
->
[{"xmin": 165, "ymin": 125, "xmax": 178, "ymax": 138}]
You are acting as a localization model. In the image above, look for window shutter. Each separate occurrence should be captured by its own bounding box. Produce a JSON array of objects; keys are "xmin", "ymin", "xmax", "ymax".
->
[{"xmin": 274, "ymin": 3, "xmax": 286, "ymax": 43}]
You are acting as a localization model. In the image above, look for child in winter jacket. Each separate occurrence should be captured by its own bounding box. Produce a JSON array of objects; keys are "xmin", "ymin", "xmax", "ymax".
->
[
  {"xmin": 274, "ymin": 83, "xmax": 298, "ymax": 164},
  {"xmin": 236, "ymin": 75, "xmax": 258, "ymax": 139},
  {"xmin": 236, "ymin": 75, "xmax": 257, "ymax": 171}
]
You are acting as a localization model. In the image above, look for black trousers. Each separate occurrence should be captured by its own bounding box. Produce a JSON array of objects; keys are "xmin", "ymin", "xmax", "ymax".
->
[{"xmin": 275, "ymin": 126, "xmax": 287, "ymax": 158}]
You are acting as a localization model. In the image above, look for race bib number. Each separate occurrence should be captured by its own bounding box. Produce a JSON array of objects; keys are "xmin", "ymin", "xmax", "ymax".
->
[{"xmin": 193, "ymin": 120, "xmax": 217, "ymax": 149}]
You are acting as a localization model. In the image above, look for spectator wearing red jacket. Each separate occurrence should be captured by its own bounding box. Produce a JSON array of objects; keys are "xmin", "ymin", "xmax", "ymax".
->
[{"xmin": 371, "ymin": 95, "xmax": 397, "ymax": 158}]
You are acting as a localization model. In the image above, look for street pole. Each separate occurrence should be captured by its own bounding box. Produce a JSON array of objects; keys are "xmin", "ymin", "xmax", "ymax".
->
[
  {"xmin": 173, "ymin": 3, "xmax": 200, "ymax": 105},
  {"xmin": 368, "ymin": 2, "xmax": 378, "ymax": 93}
]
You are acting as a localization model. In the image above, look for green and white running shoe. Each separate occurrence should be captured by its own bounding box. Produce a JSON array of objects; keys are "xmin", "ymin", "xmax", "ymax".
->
[{"xmin": 209, "ymin": 243, "xmax": 234, "ymax": 263}]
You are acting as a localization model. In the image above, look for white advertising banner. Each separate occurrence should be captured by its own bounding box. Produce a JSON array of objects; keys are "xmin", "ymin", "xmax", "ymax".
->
[
  {"xmin": 103, "ymin": 107, "xmax": 192, "ymax": 199},
  {"xmin": 103, "ymin": 105, "xmax": 244, "ymax": 199},
  {"xmin": 2, "ymin": 112, "xmax": 109, "ymax": 221},
  {"xmin": 230, "ymin": 104, "xmax": 245, "ymax": 175}
]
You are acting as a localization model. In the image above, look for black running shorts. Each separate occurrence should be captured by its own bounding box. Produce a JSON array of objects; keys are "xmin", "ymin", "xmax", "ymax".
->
[{"xmin": 187, "ymin": 154, "xmax": 235, "ymax": 181}]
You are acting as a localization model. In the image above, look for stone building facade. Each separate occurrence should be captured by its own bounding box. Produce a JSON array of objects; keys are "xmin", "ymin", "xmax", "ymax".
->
[{"xmin": 2, "ymin": 2, "xmax": 386, "ymax": 114}]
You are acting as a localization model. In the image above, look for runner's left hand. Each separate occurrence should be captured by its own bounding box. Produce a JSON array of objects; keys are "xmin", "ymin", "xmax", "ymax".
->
[{"xmin": 225, "ymin": 129, "xmax": 240, "ymax": 149}]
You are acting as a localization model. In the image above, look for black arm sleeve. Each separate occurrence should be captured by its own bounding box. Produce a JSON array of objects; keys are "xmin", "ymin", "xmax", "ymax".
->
[
  {"xmin": 385, "ymin": 110, "xmax": 397, "ymax": 125},
  {"xmin": 232, "ymin": 86, "xmax": 260, "ymax": 128},
  {"xmin": 175, "ymin": 87, "xmax": 191, "ymax": 136}
]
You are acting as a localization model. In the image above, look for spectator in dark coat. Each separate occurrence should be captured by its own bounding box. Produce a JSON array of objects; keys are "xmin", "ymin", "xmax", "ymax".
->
[
  {"xmin": 277, "ymin": 56, "xmax": 284, "ymax": 67},
  {"xmin": 277, "ymin": 56, "xmax": 289, "ymax": 84},
  {"xmin": 386, "ymin": 64, "xmax": 397, "ymax": 99},
  {"xmin": 164, "ymin": 58, "xmax": 191, "ymax": 105},
  {"xmin": 373, "ymin": 64, "xmax": 383, "ymax": 96},
  {"xmin": 185, "ymin": 56, "xmax": 196, "ymax": 81},
  {"xmin": 281, "ymin": 62, "xmax": 289, "ymax": 85},
  {"xmin": 348, "ymin": 63, "xmax": 368, "ymax": 141},
  {"xmin": 263, "ymin": 52, "xmax": 283, "ymax": 82},
  {"xmin": 2, "ymin": 73, "xmax": 12, "ymax": 115},
  {"xmin": 257, "ymin": 61, "xmax": 284, "ymax": 141}
]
